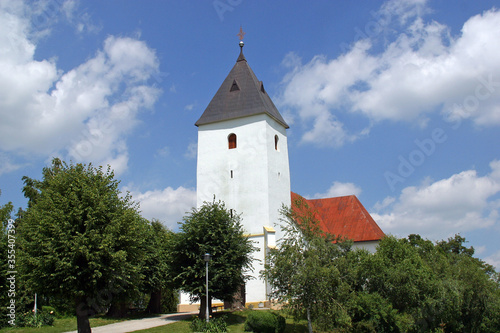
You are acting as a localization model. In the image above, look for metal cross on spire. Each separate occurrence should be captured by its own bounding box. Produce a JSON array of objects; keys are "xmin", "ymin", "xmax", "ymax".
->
[
  {"xmin": 237, "ymin": 26, "xmax": 245, "ymax": 50},
  {"xmin": 237, "ymin": 26, "xmax": 246, "ymax": 41}
]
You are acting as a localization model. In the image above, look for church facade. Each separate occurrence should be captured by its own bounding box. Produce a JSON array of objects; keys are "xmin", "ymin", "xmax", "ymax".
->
[{"xmin": 177, "ymin": 40, "xmax": 384, "ymax": 311}]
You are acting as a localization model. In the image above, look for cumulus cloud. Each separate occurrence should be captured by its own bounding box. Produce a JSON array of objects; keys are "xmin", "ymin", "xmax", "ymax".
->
[
  {"xmin": 126, "ymin": 186, "xmax": 197, "ymax": 230},
  {"xmin": 277, "ymin": 1, "xmax": 500, "ymax": 146},
  {"xmin": 372, "ymin": 160, "xmax": 500, "ymax": 241},
  {"xmin": 0, "ymin": 1, "xmax": 160, "ymax": 175},
  {"xmin": 313, "ymin": 181, "xmax": 362, "ymax": 199}
]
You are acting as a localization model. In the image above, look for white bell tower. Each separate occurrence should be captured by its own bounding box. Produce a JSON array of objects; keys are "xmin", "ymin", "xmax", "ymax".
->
[{"xmin": 194, "ymin": 39, "xmax": 291, "ymax": 306}]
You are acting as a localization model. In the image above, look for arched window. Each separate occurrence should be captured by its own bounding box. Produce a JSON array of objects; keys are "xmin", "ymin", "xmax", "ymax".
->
[
  {"xmin": 228, "ymin": 133, "xmax": 237, "ymax": 149},
  {"xmin": 274, "ymin": 135, "xmax": 279, "ymax": 151}
]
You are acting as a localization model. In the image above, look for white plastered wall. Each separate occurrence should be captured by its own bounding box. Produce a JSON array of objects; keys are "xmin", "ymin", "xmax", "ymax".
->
[
  {"xmin": 193, "ymin": 113, "xmax": 291, "ymax": 305},
  {"xmin": 352, "ymin": 240, "xmax": 379, "ymax": 253}
]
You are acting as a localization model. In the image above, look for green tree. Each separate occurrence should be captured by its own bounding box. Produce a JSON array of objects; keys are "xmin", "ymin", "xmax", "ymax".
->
[
  {"xmin": 170, "ymin": 200, "xmax": 255, "ymax": 319},
  {"xmin": 142, "ymin": 219, "xmax": 175, "ymax": 314},
  {"xmin": 362, "ymin": 236, "xmax": 441, "ymax": 331},
  {"xmin": 263, "ymin": 198, "xmax": 355, "ymax": 333},
  {"xmin": 436, "ymin": 234, "xmax": 475, "ymax": 256},
  {"xmin": 0, "ymin": 190, "xmax": 15, "ymax": 328},
  {"xmin": 363, "ymin": 234, "xmax": 500, "ymax": 332},
  {"xmin": 18, "ymin": 158, "xmax": 149, "ymax": 333},
  {"xmin": 436, "ymin": 235, "xmax": 500, "ymax": 332},
  {"xmin": 264, "ymin": 196, "xmax": 500, "ymax": 333}
]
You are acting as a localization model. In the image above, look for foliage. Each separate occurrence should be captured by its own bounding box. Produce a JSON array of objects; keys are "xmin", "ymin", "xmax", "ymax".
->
[
  {"xmin": 363, "ymin": 235, "xmax": 500, "ymax": 332},
  {"xmin": 15, "ymin": 310, "xmax": 55, "ymax": 328},
  {"xmin": 142, "ymin": 220, "xmax": 175, "ymax": 314},
  {"xmin": 190, "ymin": 316, "xmax": 228, "ymax": 332},
  {"xmin": 160, "ymin": 288, "xmax": 179, "ymax": 314},
  {"xmin": 170, "ymin": 200, "xmax": 255, "ymax": 318},
  {"xmin": 263, "ymin": 196, "xmax": 500, "ymax": 333},
  {"xmin": 263, "ymin": 198, "xmax": 354, "ymax": 332},
  {"xmin": 0, "ymin": 191, "xmax": 14, "ymax": 328},
  {"xmin": 18, "ymin": 158, "xmax": 150, "ymax": 333},
  {"xmin": 41, "ymin": 306, "xmax": 58, "ymax": 318},
  {"xmin": 243, "ymin": 310, "xmax": 285, "ymax": 333}
]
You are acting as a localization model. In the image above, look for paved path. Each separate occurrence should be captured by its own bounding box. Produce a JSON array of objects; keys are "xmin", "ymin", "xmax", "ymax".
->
[{"xmin": 65, "ymin": 312, "xmax": 196, "ymax": 333}]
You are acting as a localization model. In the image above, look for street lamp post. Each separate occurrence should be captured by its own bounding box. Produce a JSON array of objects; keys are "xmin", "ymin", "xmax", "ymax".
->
[{"xmin": 204, "ymin": 253, "xmax": 211, "ymax": 323}]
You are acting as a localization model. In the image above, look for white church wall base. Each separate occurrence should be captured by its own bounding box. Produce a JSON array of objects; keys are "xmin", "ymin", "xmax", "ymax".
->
[{"xmin": 176, "ymin": 229, "xmax": 277, "ymax": 311}]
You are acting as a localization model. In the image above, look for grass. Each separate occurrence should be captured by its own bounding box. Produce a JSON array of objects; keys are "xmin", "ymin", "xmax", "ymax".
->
[
  {"xmin": 133, "ymin": 310, "xmax": 309, "ymax": 333},
  {"xmin": 132, "ymin": 320, "xmax": 191, "ymax": 333},
  {"xmin": 0, "ymin": 310, "xmax": 308, "ymax": 333},
  {"xmin": 0, "ymin": 316, "xmax": 125, "ymax": 333}
]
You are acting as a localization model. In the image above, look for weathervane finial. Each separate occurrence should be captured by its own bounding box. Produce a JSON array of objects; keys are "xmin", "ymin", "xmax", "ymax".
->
[
  {"xmin": 237, "ymin": 26, "xmax": 246, "ymax": 41},
  {"xmin": 237, "ymin": 26, "xmax": 246, "ymax": 49}
]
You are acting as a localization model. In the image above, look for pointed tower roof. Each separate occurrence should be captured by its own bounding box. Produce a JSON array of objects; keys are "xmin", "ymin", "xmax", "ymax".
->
[{"xmin": 195, "ymin": 43, "xmax": 289, "ymax": 128}]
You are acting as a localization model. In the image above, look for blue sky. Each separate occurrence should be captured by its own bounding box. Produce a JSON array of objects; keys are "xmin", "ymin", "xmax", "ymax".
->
[{"xmin": 1, "ymin": 0, "xmax": 499, "ymax": 269}]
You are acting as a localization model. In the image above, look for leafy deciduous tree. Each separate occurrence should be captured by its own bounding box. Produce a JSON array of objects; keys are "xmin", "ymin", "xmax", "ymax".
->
[
  {"xmin": 263, "ymin": 198, "xmax": 354, "ymax": 333},
  {"xmin": 142, "ymin": 219, "xmax": 176, "ymax": 314},
  {"xmin": 170, "ymin": 199, "xmax": 255, "ymax": 319},
  {"xmin": 264, "ymin": 196, "xmax": 500, "ymax": 333},
  {"xmin": 18, "ymin": 159, "xmax": 149, "ymax": 333}
]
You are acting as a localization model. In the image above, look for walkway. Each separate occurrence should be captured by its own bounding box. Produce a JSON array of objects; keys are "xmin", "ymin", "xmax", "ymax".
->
[{"xmin": 65, "ymin": 312, "xmax": 196, "ymax": 333}]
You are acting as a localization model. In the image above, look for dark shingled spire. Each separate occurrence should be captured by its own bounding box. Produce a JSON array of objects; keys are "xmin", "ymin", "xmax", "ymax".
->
[{"xmin": 195, "ymin": 43, "xmax": 289, "ymax": 128}]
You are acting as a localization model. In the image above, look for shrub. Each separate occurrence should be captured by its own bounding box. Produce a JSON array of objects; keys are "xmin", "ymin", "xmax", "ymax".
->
[
  {"xmin": 190, "ymin": 316, "xmax": 228, "ymax": 332},
  {"xmin": 244, "ymin": 310, "xmax": 286, "ymax": 333},
  {"xmin": 15, "ymin": 310, "xmax": 55, "ymax": 327},
  {"xmin": 41, "ymin": 306, "xmax": 58, "ymax": 317}
]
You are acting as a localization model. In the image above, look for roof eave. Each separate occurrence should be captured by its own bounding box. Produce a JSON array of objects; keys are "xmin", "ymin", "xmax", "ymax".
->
[{"xmin": 195, "ymin": 111, "xmax": 289, "ymax": 129}]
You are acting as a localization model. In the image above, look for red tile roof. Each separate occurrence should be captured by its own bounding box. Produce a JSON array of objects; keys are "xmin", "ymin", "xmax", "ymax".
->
[{"xmin": 291, "ymin": 192, "xmax": 385, "ymax": 242}]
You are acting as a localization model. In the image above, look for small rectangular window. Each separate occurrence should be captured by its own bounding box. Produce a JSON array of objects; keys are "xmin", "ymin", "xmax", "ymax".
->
[{"xmin": 230, "ymin": 170, "xmax": 233, "ymax": 178}]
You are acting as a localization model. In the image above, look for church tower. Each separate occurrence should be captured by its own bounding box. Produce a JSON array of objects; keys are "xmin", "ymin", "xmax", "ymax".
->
[{"xmin": 195, "ymin": 39, "xmax": 291, "ymax": 306}]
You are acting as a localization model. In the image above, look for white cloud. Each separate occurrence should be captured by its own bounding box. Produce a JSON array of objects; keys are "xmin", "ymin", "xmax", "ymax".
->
[
  {"xmin": 0, "ymin": 153, "xmax": 24, "ymax": 176},
  {"xmin": 313, "ymin": 181, "xmax": 362, "ymax": 199},
  {"xmin": 62, "ymin": 0, "xmax": 100, "ymax": 34},
  {"xmin": 184, "ymin": 103, "xmax": 195, "ymax": 111},
  {"xmin": 278, "ymin": 2, "xmax": 500, "ymax": 146},
  {"xmin": 373, "ymin": 196, "xmax": 396, "ymax": 211},
  {"xmin": 372, "ymin": 160, "xmax": 500, "ymax": 241},
  {"xmin": 185, "ymin": 142, "xmax": 197, "ymax": 159},
  {"xmin": 127, "ymin": 186, "xmax": 197, "ymax": 230},
  {"xmin": 156, "ymin": 146, "xmax": 170, "ymax": 157},
  {"xmin": 0, "ymin": 2, "xmax": 160, "ymax": 175},
  {"xmin": 475, "ymin": 245, "xmax": 486, "ymax": 255},
  {"xmin": 379, "ymin": 0, "xmax": 430, "ymax": 26},
  {"xmin": 485, "ymin": 250, "xmax": 500, "ymax": 271}
]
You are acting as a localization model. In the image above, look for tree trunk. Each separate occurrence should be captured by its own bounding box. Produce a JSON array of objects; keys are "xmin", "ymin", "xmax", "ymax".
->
[
  {"xmin": 76, "ymin": 313, "xmax": 91, "ymax": 333},
  {"xmin": 224, "ymin": 283, "xmax": 245, "ymax": 310},
  {"xmin": 146, "ymin": 289, "xmax": 162, "ymax": 314},
  {"xmin": 75, "ymin": 298, "xmax": 92, "ymax": 333},
  {"xmin": 307, "ymin": 306, "xmax": 313, "ymax": 333},
  {"xmin": 199, "ymin": 295, "xmax": 213, "ymax": 320},
  {"xmin": 107, "ymin": 301, "xmax": 128, "ymax": 318}
]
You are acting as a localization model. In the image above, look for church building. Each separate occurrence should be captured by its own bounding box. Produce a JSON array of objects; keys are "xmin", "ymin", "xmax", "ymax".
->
[{"xmin": 177, "ymin": 37, "xmax": 384, "ymax": 311}]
